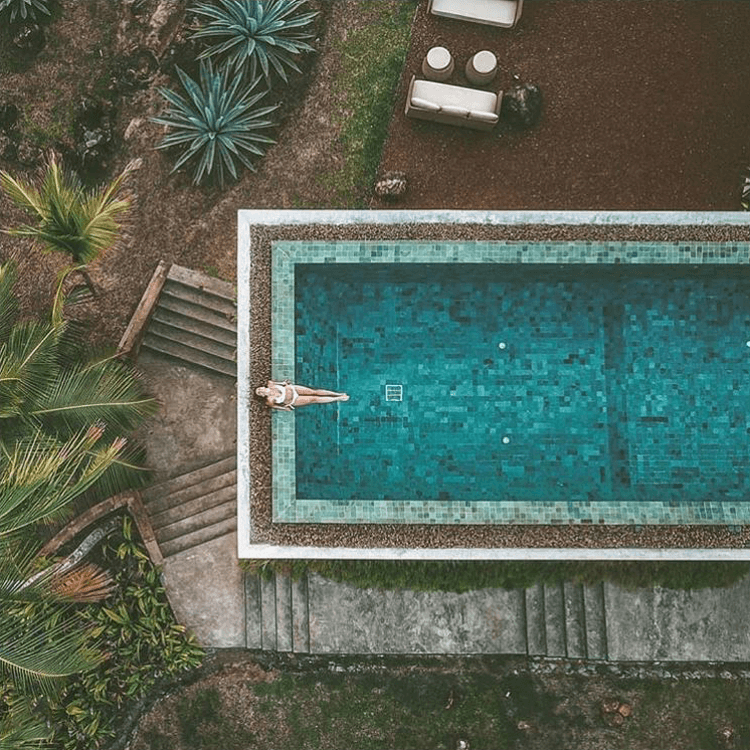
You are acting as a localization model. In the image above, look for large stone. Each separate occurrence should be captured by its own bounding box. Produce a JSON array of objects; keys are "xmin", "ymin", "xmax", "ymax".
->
[
  {"xmin": 0, "ymin": 102, "xmax": 19, "ymax": 132},
  {"xmin": 11, "ymin": 23, "xmax": 45, "ymax": 56},
  {"xmin": 502, "ymin": 82, "xmax": 543, "ymax": 129}
]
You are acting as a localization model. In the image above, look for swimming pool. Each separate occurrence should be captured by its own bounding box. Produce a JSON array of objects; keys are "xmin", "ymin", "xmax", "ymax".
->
[{"xmin": 271, "ymin": 241, "xmax": 750, "ymax": 524}]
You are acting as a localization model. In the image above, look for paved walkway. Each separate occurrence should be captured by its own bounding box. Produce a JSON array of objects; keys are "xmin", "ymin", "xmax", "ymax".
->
[{"xmin": 162, "ymin": 535, "xmax": 750, "ymax": 662}]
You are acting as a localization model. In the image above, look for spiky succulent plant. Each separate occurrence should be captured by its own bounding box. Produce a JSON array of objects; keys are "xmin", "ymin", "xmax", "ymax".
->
[
  {"xmin": 0, "ymin": 0, "xmax": 51, "ymax": 22},
  {"xmin": 190, "ymin": 0, "xmax": 318, "ymax": 83},
  {"xmin": 151, "ymin": 60, "xmax": 277, "ymax": 186}
]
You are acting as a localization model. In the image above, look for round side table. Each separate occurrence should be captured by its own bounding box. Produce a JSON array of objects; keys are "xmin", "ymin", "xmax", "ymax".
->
[
  {"xmin": 466, "ymin": 50, "xmax": 498, "ymax": 85},
  {"xmin": 422, "ymin": 46, "xmax": 454, "ymax": 81}
]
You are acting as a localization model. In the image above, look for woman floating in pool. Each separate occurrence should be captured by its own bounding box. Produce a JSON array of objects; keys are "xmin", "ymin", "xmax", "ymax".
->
[{"xmin": 255, "ymin": 380, "xmax": 349, "ymax": 411}]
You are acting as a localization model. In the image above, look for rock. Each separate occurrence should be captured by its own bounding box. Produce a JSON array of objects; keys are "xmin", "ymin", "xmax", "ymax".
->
[
  {"xmin": 374, "ymin": 171, "xmax": 408, "ymax": 201},
  {"xmin": 124, "ymin": 117, "xmax": 145, "ymax": 142},
  {"xmin": 12, "ymin": 23, "xmax": 45, "ymax": 56},
  {"xmin": 617, "ymin": 702, "xmax": 632, "ymax": 717},
  {"xmin": 0, "ymin": 102, "xmax": 19, "ymax": 132},
  {"xmin": 502, "ymin": 81, "xmax": 543, "ymax": 129},
  {"xmin": 73, "ymin": 99, "xmax": 115, "ymax": 176},
  {"xmin": 16, "ymin": 140, "xmax": 43, "ymax": 166},
  {"xmin": 146, "ymin": 0, "xmax": 184, "ymax": 57},
  {"xmin": 0, "ymin": 134, "xmax": 16, "ymax": 161}
]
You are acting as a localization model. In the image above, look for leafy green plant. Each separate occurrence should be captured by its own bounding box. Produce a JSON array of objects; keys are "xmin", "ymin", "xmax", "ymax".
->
[
  {"xmin": 0, "ymin": 0, "xmax": 51, "ymax": 23},
  {"xmin": 0, "ymin": 261, "xmax": 158, "ymax": 500},
  {"xmin": 152, "ymin": 60, "xmax": 277, "ymax": 186},
  {"xmin": 2, "ymin": 517, "xmax": 205, "ymax": 750},
  {"xmin": 190, "ymin": 0, "xmax": 317, "ymax": 84},
  {"xmin": 0, "ymin": 155, "xmax": 136, "ymax": 295}
]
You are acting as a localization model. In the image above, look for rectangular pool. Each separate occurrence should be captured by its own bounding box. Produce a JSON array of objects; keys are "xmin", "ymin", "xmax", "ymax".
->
[{"xmin": 271, "ymin": 242, "xmax": 750, "ymax": 524}]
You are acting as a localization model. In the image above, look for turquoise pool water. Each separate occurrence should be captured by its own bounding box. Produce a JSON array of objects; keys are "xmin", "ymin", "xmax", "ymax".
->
[{"xmin": 271, "ymin": 242, "xmax": 750, "ymax": 524}]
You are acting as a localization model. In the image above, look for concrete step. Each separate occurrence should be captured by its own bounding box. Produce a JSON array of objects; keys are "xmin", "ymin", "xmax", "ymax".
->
[
  {"xmin": 524, "ymin": 583, "xmax": 547, "ymax": 656},
  {"xmin": 292, "ymin": 574, "xmax": 311, "ymax": 653},
  {"xmin": 245, "ymin": 574, "xmax": 262, "ymax": 649},
  {"xmin": 152, "ymin": 304, "xmax": 236, "ymax": 346},
  {"xmin": 563, "ymin": 582, "xmax": 586, "ymax": 659},
  {"xmin": 583, "ymin": 583, "xmax": 608, "ymax": 660},
  {"xmin": 543, "ymin": 583, "xmax": 566, "ymax": 658},
  {"xmin": 141, "ymin": 456, "xmax": 236, "ymax": 505},
  {"xmin": 144, "ymin": 468, "xmax": 236, "ymax": 518},
  {"xmin": 147, "ymin": 319, "xmax": 236, "ymax": 362},
  {"xmin": 156, "ymin": 498, "xmax": 235, "ymax": 544},
  {"xmin": 247, "ymin": 570, "xmax": 308, "ymax": 653},
  {"xmin": 159, "ymin": 514, "xmax": 237, "ymax": 558},
  {"xmin": 141, "ymin": 331, "xmax": 236, "ymax": 377},
  {"xmin": 150, "ymin": 482, "xmax": 236, "ymax": 531}
]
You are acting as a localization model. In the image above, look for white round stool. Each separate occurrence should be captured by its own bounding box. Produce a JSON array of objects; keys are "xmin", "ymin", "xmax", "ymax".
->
[
  {"xmin": 465, "ymin": 50, "xmax": 498, "ymax": 85},
  {"xmin": 422, "ymin": 46, "xmax": 454, "ymax": 81}
]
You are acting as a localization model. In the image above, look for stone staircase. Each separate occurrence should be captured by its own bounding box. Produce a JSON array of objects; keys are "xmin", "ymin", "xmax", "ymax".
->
[
  {"xmin": 243, "ymin": 572, "xmax": 608, "ymax": 659},
  {"xmin": 141, "ymin": 264, "xmax": 236, "ymax": 378},
  {"xmin": 140, "ymin": 455, "xmax": 237, "ymax": 558},
  {"xmin": 524, "ymin": 582, "xmax": 608, "ymax": 660},
  {"xmin": 245, "ymin": 570, "xmax": 310, "ymax": 652}
]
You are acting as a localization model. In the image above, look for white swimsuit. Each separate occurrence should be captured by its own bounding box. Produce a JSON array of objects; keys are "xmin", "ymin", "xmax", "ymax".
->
[{"xmin": 273, "ymin": 383, "xmax": 299, "ymax": 407}]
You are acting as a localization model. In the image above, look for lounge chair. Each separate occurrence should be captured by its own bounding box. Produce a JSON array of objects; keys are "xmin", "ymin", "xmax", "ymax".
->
[
  {"xmin": 428, "ymin": 0, "xmax": 524, "ymax": 29},
  {"xmin": 405, "ymin": 75, "xmax": 503, "ymax": 131}
]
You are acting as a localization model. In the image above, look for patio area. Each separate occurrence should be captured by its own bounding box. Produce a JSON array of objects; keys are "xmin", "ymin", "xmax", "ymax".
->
[{"xmin": 376, "ymin": 0, "xmax": 750, "ymax": 210}]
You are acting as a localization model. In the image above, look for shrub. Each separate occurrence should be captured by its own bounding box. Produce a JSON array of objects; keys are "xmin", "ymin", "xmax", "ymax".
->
[
  {"xmin": 190, "ymin": 0, "xmax": 317, "ymax": 84},
  {"xmin": 0, "ymin": 0, "xmax": 51, "ymax": 23},
  {"xmin": 152, "ymin": 59, "xmax": 277, "ymax": 186}
]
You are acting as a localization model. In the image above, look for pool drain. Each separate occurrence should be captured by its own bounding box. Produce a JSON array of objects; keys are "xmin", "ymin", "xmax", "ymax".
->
[{"xmin": 385, "ymin": 384, "xmax": 403, "ymax": 402}]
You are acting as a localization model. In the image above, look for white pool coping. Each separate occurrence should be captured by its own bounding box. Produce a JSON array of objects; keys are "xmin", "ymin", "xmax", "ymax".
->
[{"xmin": 237, "ymin": 209, "xmax": 750, "ymax": 561}]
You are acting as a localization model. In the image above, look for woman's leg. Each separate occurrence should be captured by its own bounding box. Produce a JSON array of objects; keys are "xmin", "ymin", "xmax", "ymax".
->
[
  {"xmin": 295, "ymin": 385, "xmax": 347, "ymax": 397},
  {"xmin": 293, "ymin": 395, "xmax": 348, "ymax": 408}
]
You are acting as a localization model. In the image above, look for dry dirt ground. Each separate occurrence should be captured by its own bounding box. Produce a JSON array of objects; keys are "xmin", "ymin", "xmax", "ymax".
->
[
  {"xmin": 377, "ymin": 0, "xmax": 750, "ymax": 211},
  {"xmin": 0, "ymin": 0, "xmax": 373, "ymax": 345}
]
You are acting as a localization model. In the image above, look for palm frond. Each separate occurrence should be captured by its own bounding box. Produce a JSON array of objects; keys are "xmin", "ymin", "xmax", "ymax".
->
[
  {"xmin": 0, "ymin": 169, "xmax": 43, "ymax": 220},
  {"xmin": 0, "ymin": 607, "xmax": 102, "ymax": 692},
  {"xmin": 30, "ymin": 359, "xmax": 158, "ymax": 435},
  {"xmin": 0, "ymin": 428, "xmax": 126, "ymax": 536},
  {"xmin": 0, "ymin": 702, "xmax": 52, "ymax": 750},
  {"xmin": 0, "ymin": 154, "xmax": 132, "ymax": 266},
  {"xmin": 0, "ymin": 263, "xmax": 19, "ymax": 342}
]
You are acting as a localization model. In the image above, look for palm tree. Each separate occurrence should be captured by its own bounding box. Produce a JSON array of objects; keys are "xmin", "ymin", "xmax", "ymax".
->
[
  {"xmin": 0, "ymin": 154, "xmax": 137, "ymax": 296},
  {"xmin": 0, "ymin": 429, "xmax": 125, "ymax": 746},
  {"xmin": 0, "ymin": 261, "xmax": 158, "ymax": 500},
  {"xmin": 0, "ymin": 260, "xmax": 156, "ymax": 745}
]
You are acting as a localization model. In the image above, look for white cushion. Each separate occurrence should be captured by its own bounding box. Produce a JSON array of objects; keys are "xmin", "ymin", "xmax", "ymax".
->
[
  {"xmin": 468, "ymin": 110, "xmax": 498, "ymax": 123},
  {"xmin": 410, "ymin": 96, "xmax": 441, "ymax": 112},
  {"xmin": 430, "ymin": 0, "xmax": 520, "ymax": 27},
  {"xmin": 440, "ymin": 104, "xmax": 470, "ymax": 118},
  {"xmin": 413, "ymin": 78, "xmax": 498, "ymax": 112}
]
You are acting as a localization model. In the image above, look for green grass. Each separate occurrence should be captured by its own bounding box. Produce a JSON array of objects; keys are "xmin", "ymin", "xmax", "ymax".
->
[
  {"xmin": 318, "ymin": 0, "xmax": 416, "ymax": 207},
  {"xmin": 243, "ymin": 558, "xmax": 750, "ymax": 593}
]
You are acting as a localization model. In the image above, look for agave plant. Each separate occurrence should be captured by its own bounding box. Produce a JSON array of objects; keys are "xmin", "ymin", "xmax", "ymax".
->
[
  {"xmin": 0, "ymin": 0, "xmax": 51, "ymax": 22},
  {"xmin": 152, "ymin": 59, "xmax": 277, "ymax": 186},
  {"xmin": 190, "ymin": 0, "xmax": 317, "ymax": 83}
]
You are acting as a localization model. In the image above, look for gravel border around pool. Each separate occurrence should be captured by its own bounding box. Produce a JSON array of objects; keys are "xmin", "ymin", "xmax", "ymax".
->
[{"xmin": 238, "ymin": 210, "xmax": 750, "ymax": 558}]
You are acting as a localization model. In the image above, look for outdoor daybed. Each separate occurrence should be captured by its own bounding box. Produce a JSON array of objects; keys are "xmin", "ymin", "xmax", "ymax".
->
[
  {"xmin": 405, "ymin": 75, "xmax": 503, "ymax": 131},
  {"xmin": 428, "ymin": 0, "xmax": 524, "ymax": 28}
]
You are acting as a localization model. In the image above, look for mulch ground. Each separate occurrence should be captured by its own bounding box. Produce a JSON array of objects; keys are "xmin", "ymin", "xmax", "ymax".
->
[{"xmin": 376, "ymin": 1, "xmax": 750, "ymax": 210}]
